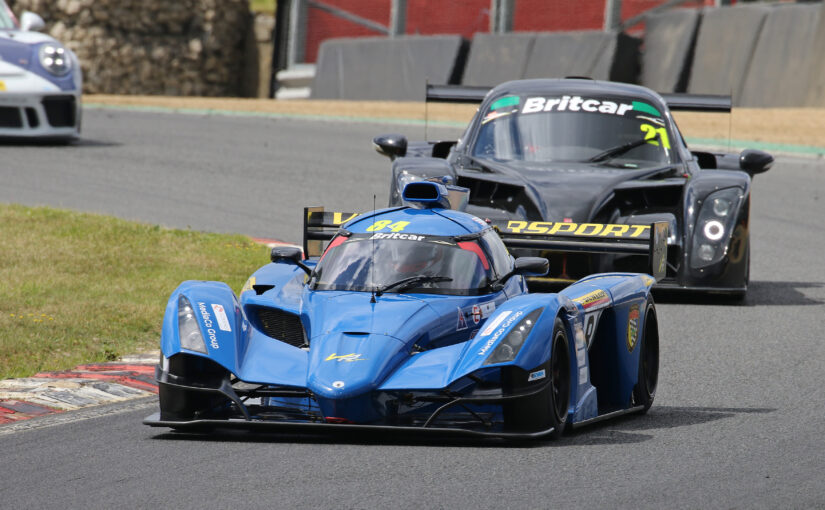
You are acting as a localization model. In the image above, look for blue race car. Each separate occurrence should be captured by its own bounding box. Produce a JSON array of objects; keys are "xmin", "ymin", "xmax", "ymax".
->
[{"xmin": 144, "ymin": 182, "xmax": 667, "ymax": 439}]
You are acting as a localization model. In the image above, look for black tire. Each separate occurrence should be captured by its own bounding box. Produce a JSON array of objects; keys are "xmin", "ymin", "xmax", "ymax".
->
[
  {"xmin": 632, "ymin": 302, "xmax": 659, "ymax": 413},
  {"xmin": 546, "ymin": 318, "xmax": 571, "ymax": 438},
  {"xmin": 503, "ymin": 317, "xmax": 570, "ymax": 438}
]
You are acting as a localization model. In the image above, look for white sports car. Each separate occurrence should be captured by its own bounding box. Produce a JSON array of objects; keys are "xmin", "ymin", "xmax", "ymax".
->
[{"xmin": 0, "ymin": 1, "xmax": 81, "ymax": 140}]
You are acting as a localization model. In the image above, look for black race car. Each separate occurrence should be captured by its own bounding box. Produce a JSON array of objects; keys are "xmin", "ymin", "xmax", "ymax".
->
[{"xmin": 373, "ymin": 78, "xmax": 773, "ymax": 297}]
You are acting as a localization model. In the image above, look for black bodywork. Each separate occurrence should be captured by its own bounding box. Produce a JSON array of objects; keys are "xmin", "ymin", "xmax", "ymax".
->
[{"xmin": 374, "ymin": 79, "xmax": 772, "ymax": 296}]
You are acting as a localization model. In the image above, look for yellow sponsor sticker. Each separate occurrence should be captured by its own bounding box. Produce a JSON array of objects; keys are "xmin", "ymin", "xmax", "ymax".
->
[
  {"xmin": 504, "ymin": 220, "xmax": 649, "ymax": 238},
  {"xmin": 573, "ymin": 289, "xmax": 610, "ymax": 309},
  {"xmin": 0, "ymin": 81, "xmax": 6, "ymax": 91}
]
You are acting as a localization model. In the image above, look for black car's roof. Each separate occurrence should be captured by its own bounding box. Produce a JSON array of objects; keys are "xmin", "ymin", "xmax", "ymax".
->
[{"xmin": 486, "ymin": 78, "xmax": 668, "ymax": 110}]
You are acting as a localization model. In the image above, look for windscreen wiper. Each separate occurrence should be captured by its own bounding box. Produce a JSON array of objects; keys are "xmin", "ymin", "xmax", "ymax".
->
[
  {"xmin": 374, "ymin": 275, "xmax": 453, "ymax": 297},
  {"xmin": 588, "ymin": 134, "xmax": 658, "ymax": 163}
]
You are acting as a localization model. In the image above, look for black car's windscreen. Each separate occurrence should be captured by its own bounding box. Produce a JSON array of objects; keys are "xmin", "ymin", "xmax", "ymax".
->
[
  {"xmin": 313, "ymin": 235, "xmax": 490, "ymax": 295},
  {"xmin": 471, "ymin": 94, "xmax": 674, "ymax": 167}
]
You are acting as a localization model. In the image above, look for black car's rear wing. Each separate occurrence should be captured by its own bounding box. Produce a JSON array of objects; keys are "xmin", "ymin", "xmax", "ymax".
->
[
  {"xmin": 426, "ymin": 84, "xmax": 731, "ymax": 113},
  {"xmin": 491, "ymin": 219, "xmax": 669, "ymax": 282},
  {"xmin": 304, "ymin": 207, "xmax": 668, "ymax": 282},
  {"xmin": 303, "ymin": 207, "xmax": 361, "ymax": 258}
]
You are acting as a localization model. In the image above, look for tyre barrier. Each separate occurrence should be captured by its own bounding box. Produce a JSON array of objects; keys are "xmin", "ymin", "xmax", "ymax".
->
[
  {"xmin": 310, "ymin": 35, "xmax": 467, "ymax": 101},
  {"xmin": 686, "ymin": 5, "xmax": 770, "ymax": 103},
  {"xmin": 641, "ymin": 8, "xmax": 701, "ymax": 93},
  {"xmin": 739, "ymin": 4, "xmax": 822, "ymax": 107}
]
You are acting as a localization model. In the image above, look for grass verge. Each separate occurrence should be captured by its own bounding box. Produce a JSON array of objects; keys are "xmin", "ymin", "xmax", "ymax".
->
[{"xmin": 0, "ymin": 204, "xmax": 270, "ymax": 379}]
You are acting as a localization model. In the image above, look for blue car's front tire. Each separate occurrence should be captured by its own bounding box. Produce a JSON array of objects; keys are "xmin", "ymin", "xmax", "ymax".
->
[{"xmin": 503, "ymin": 317, "xmax": 570, "ymax": 438}]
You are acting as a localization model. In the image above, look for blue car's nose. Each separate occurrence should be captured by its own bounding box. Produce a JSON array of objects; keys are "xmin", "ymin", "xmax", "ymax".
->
[{"xmin": 307, "ymin": 332, "xmax": 408, "ymax": 401}]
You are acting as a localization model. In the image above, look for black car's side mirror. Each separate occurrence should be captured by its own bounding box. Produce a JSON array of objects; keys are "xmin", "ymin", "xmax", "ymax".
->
[
  {"xmin": 373, "ymin": 134, "xmax": 408, "ymax": 160},
  {"xmin": 271, "ymin": 246, "xmax": 311, "ymax": 276},
  {"xmin": 495, "ymin": 257, "xmax": 549, "ymax": 289},
  {"xmin": 739, "ymin": 149, "xmax": 773, "ymax": 176}
]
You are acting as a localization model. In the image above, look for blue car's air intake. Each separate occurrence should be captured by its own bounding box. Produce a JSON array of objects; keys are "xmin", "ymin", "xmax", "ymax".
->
[{"xmin": 402, "ymin": 181, "xmax": 469, "ymax": 210}]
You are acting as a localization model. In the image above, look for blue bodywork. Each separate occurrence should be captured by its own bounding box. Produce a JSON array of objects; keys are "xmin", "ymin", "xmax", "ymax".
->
[{"xmin": 147, "ymin": 184, "xmax": 660, "ymax": 438}]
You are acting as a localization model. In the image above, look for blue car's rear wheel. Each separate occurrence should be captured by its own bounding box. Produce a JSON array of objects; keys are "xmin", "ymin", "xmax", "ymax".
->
[{"xmin": 632, "ymin": 302, "xmax": 659, "ymax": 413}]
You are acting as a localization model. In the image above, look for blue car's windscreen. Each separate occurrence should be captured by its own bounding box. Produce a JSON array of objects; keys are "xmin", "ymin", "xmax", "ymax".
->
[
  {"xmin": 472, "ymin": 94, "xmax": 675, "ymax": 167},
  {"xmin": 313, "ymin": 235, "xmax": 490, "ymax": 295}
]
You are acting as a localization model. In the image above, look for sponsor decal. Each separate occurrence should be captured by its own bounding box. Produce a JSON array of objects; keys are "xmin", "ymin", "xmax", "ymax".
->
[
  {"xmin": 481, "ymin": 311, "xmax": 511, "ymax": 336},
  {"xmin": 641, "ymin": 275, "xmax": 655, "ymax": 287},
  {"xmin": 332, "ymin": 381, "xmax": 345, "ymax": 389},
  {"xmin": 368, "ymin": 232, "xmax": 425, "ymax": 241},
  {"xmin": 197, "ymin": 302, "xmax": 220, "ymax": 350},
  {"xmin": 471, "ymin": 217, "xmax": 488, "ymax": 227},
  {"xmin": 579, "ymin": 366, "xmax": 588, "ymax": 384},
  {"xmin": 521, "ymin": 96, "xmax": 660, "ymax": 118},
  {"xmin": 456, "ymin": 307, "xmax": 468, "ymax": 331},
  {"xmin": 325, "ymin": 353, "xmax": 365, "ymax": 362},
  {"xmin": 573, "ymin": 290, "xmax": 610, "ymax": 310},
  {"xmin": 626, "ymin": 304, "xmax": 640, "ymax": 353},
  {"xmin": 490, "ymin": 95, "xmax": 520, "ymax": 110},
  {"xmin": 504, "ymin": 220, "xmax": 649, "ymax": 238},
  {"xmin": 470, "ymin": 302, "xmax": 496, "ymax": 325},
  {"xmin": 528, "ymin": 369, "xmax": 546, "ymax": 382},
  {"xmin": 0, "ymin": 81, "xmax": 5, "ymax": 91},
  {"xmin": 477, "ymin": 311, "xmax": 524, "ymax": 356},
  {"xmin": 211, "ymin": 304, "xmax": 231, "ymax": 332}
]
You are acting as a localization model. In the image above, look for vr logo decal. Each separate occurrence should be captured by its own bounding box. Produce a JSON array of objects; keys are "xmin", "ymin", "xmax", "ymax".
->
[{"xmin": 325, "ymin": 353, "xmax": 366, "ymax": 362}]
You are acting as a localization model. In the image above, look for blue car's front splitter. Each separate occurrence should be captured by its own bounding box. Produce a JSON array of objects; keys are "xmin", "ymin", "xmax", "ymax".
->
[{"xmin": 142, "ymin": 412, "xmax": 557, "ymax": 440}]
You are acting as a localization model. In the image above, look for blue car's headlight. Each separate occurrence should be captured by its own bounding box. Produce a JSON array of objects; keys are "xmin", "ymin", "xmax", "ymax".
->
[
  {"xmin": 690, "ymin": 187, "xmax": 743, "ymax": 269},
  {"xmin": 38, "ymin": 44, "xmax": 72, "ymax": 76},
  {"xmin": 177, "ymin": 295, "xmax": 207, "ymax": 354},
  {"xmin": 484, "ymin": 308, "xmax": 543, "ymax": 365}
]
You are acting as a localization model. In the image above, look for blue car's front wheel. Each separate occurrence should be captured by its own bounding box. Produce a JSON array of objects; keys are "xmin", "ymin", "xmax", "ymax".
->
[{"xmin": 503, "ymin": 317, "xmax": 570, "ymax": 438}]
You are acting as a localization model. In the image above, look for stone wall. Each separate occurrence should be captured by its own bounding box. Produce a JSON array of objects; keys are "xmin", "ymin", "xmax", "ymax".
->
[{"xmin": 9, "ymin": 0, "xmax": 252, "ymax": 96}]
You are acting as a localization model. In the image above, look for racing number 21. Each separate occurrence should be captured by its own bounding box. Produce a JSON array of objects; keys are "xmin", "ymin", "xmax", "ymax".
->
[
  {"xmin": 640, "ymin": 124, "xmax": 670, "ymax": 149},
  {"xmin": 366, "ymin": 220, "xmax": 409, "ymax": 232}
]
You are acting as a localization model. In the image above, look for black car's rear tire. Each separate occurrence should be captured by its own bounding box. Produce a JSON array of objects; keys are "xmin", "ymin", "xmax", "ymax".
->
[{"xmin": 632, "ymin": 302, "xmax": 659, "ymax": 413}]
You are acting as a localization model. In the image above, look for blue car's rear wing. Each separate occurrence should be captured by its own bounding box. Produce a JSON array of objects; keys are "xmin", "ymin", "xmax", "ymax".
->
[
  {"xmin": 426, "ymin": 84, "xmax": 731, "ymax": 113},
  {"xmin": 304, "ymin": 207, "xmax": 668, "ymax": 281},
  {"xmin": 490, "ymin": 219, "xmax": 669, "ymax": 282}
]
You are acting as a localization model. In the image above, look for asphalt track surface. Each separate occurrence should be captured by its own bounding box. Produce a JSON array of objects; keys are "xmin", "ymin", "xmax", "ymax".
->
[{"xmin": 1, "ymin": 108, "xmax": 824, "ymax": 509}]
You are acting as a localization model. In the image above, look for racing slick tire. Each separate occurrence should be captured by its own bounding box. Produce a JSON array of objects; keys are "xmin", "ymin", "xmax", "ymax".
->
[
  {"xmin": 632, "ymin": 301, "xmax": 659, "ymax": 413},
  {"xmin": 504, "ymin": 317, "xmax": 570, "ymax": 438}
]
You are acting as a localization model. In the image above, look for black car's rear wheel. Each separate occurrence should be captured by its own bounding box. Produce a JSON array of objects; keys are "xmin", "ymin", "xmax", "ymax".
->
[{"xmin": 632, "ymin": 302, "xmax": 659, "ymax": 413}]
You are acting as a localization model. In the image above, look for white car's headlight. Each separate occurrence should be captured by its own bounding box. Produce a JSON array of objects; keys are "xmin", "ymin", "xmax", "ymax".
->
[{"xmin": 39, "ymin": 44, "xmax": 72, "ymax": 76}]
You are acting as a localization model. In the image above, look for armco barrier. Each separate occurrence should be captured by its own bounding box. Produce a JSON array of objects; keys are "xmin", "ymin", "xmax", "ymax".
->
[
  {"xmin": 687, "ymin": 5, "xmax": 770, "ymax": 104},
  {"xmin": 641, "ymin": 8, "xmax": 701, "ymax": 93},
  {"xmin": 524, "ymin": 31, "xmax": 640, "ymax": 83},
  {"xmin": 804, "ymin": 2, "xmax": 825, "ymax": 107},
  {"xmin": 310, "ymin": 36, "xmax": 466, "ymax": 100},
  {"xmin": 462, "ymin": 32, "xmax": 536, "ymax": 86},
  {"xmin": 739, "ymin": 4, "xmax": 822, "ymax": 107}
]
